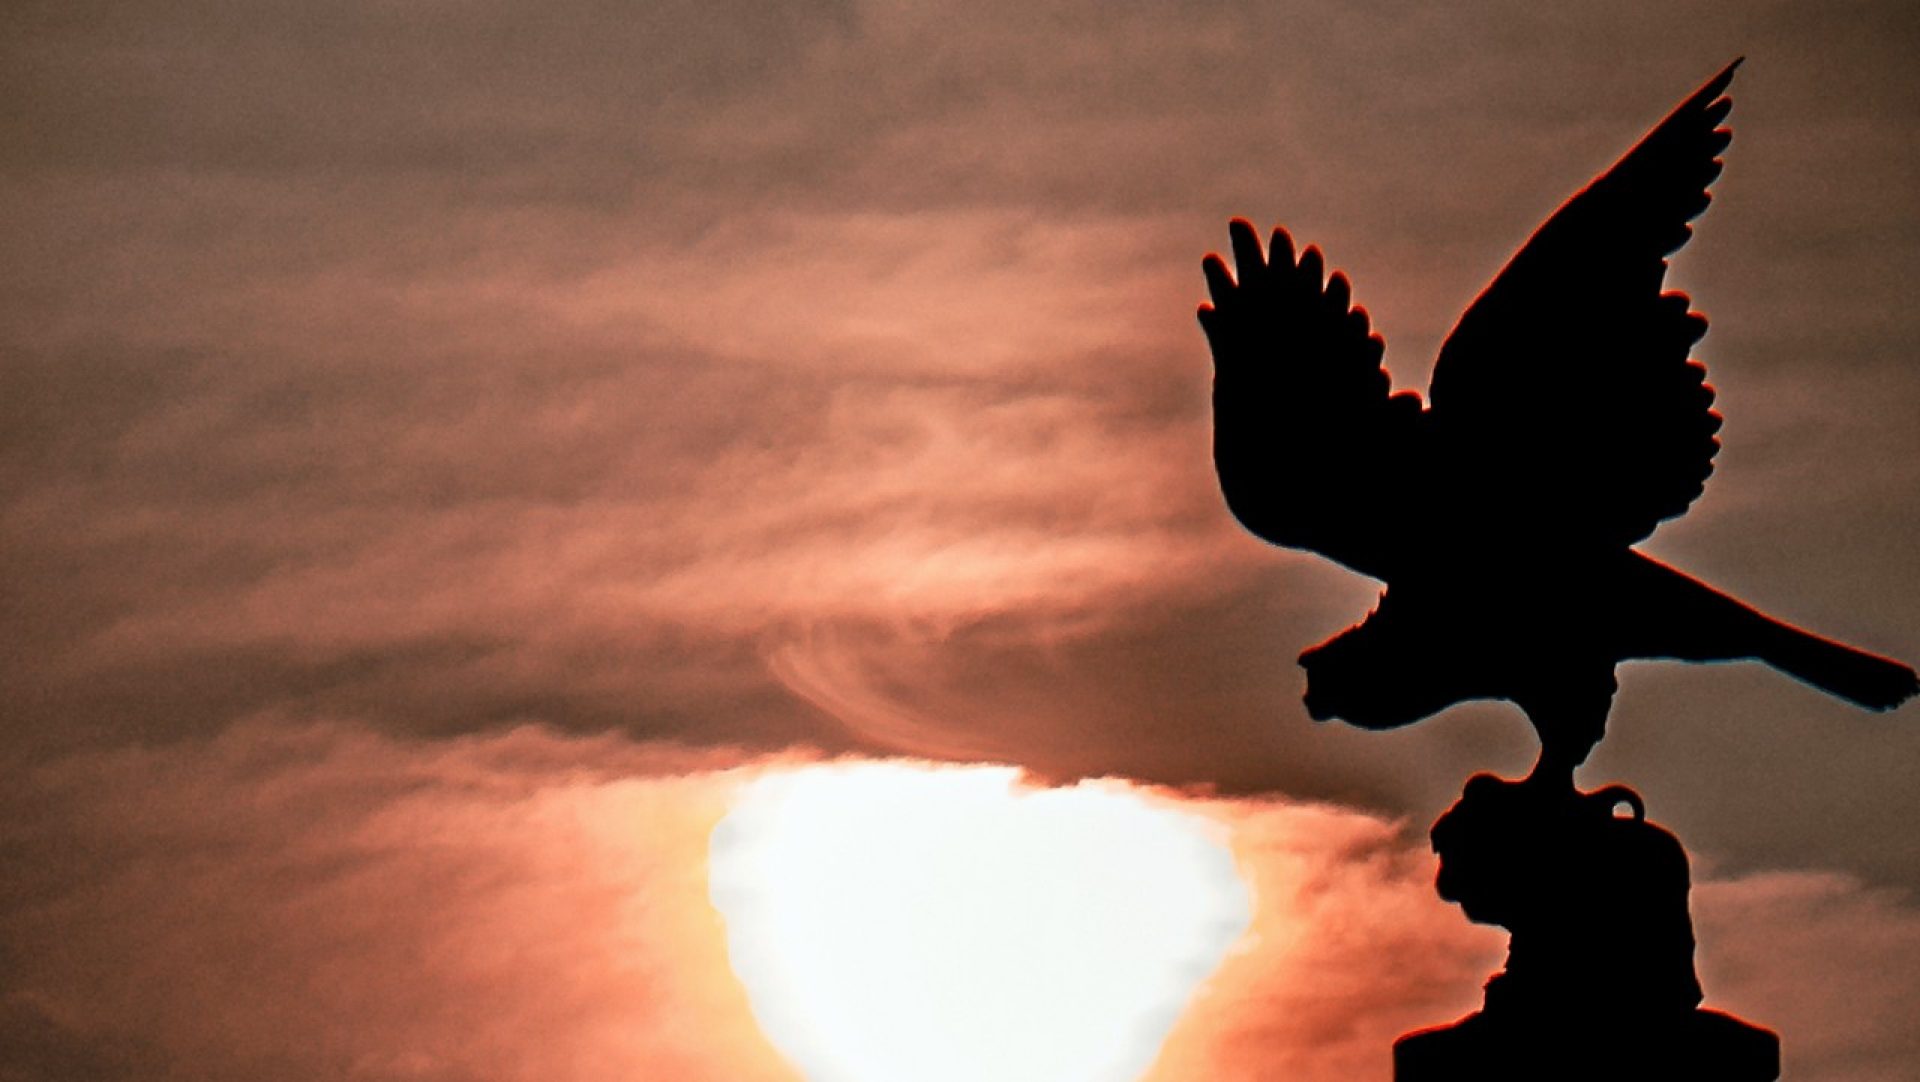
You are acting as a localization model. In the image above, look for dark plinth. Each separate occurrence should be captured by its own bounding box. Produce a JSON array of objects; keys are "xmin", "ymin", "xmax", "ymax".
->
[
  {"xmin": 1395, "ymin": 1006, "xmax": 1779, "ymax": 1080},
  {"xmin": 1394, "ymin": 774, "xmax": 1780, "ymax": 1081}
]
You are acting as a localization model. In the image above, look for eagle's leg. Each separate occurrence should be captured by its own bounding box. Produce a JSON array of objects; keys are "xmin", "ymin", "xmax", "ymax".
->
[
  {"xmin": 1516, "ymin": 667, "xmax": 1620, "ymax": 790},
  {"xmin": 1528, "ymin": 738, "xmax": 1593, "ymax": 791}
]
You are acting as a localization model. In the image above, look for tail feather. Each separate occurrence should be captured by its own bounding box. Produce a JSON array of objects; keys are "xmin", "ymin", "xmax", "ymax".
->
[{"xmin": 1759, "ymin": 625, "xmax": 1919, "ymax": 711}]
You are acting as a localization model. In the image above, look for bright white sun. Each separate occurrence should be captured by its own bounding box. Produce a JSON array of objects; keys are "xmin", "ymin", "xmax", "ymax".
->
[{"xmin": 708, "ymin": 763, "xmax": 1251, "ymax": 1082}]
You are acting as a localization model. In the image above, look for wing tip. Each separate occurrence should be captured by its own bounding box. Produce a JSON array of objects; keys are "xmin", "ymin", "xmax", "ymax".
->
[{"xmin": 1699, "ymin": 57, "xmax": 1743, "ymax": 106}]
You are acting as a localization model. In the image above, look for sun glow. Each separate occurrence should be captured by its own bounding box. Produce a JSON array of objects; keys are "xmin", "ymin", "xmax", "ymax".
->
[{"xmin": 709, "ymin": 763, "xmax": 1251, "ymax": 1082}]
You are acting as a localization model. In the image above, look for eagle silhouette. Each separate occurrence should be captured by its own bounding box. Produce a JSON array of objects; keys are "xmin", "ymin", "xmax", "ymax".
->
[{"xmin": 1198, "ymin": 60, "xmax": 1916, "ymax": 782}]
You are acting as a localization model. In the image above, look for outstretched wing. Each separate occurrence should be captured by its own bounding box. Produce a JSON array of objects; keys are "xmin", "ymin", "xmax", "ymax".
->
[
  {"xmin": 1426, "ymin": 61, "xmax": 1739, "ymax": 549},
  {"xmin": 1201, "ymin": 219, "xmax": 1423, "ymax": 579}
]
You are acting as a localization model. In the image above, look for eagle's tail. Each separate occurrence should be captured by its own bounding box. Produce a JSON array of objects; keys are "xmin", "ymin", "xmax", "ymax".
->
[
  {"xmin": 1755, "ymin": 621, "xmax": 1919, "ymax": 711},
  {"xmin": 1631, "ymin": 553, "xmax": 1917, "ymax": 711}
]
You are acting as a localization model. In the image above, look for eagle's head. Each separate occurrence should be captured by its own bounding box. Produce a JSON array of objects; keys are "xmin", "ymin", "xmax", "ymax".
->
[{"xmin": 1297, "ymin": 590, "xmax": 1474, "ymax": 730}]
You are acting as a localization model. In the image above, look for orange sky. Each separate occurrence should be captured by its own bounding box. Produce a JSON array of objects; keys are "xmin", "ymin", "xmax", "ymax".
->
[
  {"xmin": 6, "ymin": 724, "xmax": 1915, "ymax": 1079},
  {"xmin": 3, "ymin": 1, "xmax": 1918, "ymax": 1078}
]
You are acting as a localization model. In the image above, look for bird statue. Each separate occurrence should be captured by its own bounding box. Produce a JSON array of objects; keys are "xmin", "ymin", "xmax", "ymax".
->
[{"xmin": 1198, "ymin": 60, "xmax": 1916, "ymax": 785}]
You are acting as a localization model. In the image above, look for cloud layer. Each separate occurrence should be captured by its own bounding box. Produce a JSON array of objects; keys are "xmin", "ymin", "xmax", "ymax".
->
[
  {"xmin": 7, "ymin": 1, "xmax": 1918, "ymax": 872},
  {"xmin": 3, "ymin": 723, "xmax": 1916, "ymax": 1081}
]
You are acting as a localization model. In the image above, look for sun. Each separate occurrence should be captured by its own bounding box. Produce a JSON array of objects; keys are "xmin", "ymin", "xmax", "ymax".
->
[{"xmin": 709, "ymin": 762, "xmax": 1251, "ymax": 1082}]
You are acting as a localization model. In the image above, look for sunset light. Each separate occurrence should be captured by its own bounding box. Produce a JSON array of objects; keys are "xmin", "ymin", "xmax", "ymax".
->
[
  {"xmin": 9, "ymin": 5, "xmax": 1920, "ymax": 1080},
  {"xmin": 709, "ymin": 764, "xmax": 1252, "ymax": 1082}
]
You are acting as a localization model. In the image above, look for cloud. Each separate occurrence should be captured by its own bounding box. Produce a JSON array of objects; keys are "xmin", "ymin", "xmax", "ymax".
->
[
  {"xmin": 4, "ymin": 722, "xmax": 1916, "ymax": 1081},
  {"xmin": 0, "ymin": 721, "xmax": 806, "ymax": 1082},
  {"xmin": 3, "ymin": 0, "xmax": 1917, "ymax": 915},
  {"xmin": 1150, "ymin": 794, "xmax": 1920, "ymax": 1082},
  {"xmin": 1694, "ymin": 872, "xmax": 1920, "ymax": 1082},
  {"xmin": 1144, "ymin": 797, "xmax": 1504, "ymax": 1082}
]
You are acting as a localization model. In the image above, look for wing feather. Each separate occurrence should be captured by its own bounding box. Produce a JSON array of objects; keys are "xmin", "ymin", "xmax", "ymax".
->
[
  {"xmin": 1426, "ymin": 60, "xmax": 1740, "ymax": 548},
  {"xmin": 1202, "ymin": 220, "xmax": 1422, "ymax": 577}
]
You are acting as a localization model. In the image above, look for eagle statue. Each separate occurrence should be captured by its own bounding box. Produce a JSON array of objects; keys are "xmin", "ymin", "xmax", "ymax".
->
[{"xmin": 1198, "ymin": 60, "xmax": 1917, "ymax": 783}]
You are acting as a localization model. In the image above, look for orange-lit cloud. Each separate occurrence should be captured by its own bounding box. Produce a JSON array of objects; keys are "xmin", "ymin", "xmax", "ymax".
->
[
  {"xmin": 4, "ymin": 722, "xmax": 1916, "ymax": 1081},
  {"xmin": 0, "ymin": 722, "xmax": 803, "ymax": 1082}
]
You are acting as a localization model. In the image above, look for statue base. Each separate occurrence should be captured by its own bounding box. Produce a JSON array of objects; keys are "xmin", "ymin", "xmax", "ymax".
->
[
  {"xmin": 1394, "ymin": 773, "xmax": 1779, "ymax": 1081},
  {"xmin": 1395, "ymin": 1006, "xmax": 1778, "ymax": 1080}
]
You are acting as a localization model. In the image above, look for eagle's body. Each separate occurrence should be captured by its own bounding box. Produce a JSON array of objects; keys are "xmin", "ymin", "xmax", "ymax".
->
[{"xmin": 1199, "ymin": 61, "xmax": 1917, "ymax": 778}]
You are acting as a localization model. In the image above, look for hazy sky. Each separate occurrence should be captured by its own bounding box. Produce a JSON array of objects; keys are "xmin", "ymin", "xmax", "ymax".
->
[{"xmin": 4, "ymin": 1, "xmax": 1917, "ymax": 1079}]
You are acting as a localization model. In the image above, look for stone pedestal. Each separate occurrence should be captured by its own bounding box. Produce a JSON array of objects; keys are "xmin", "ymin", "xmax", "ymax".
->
[
  {"xmin": 1394, "ymin": 774, "xmax": 1779, "ymax": 1081},
  {"xmin": 1396, "ymin": 1004, "xmax": 1778, "ymax": 1080}
]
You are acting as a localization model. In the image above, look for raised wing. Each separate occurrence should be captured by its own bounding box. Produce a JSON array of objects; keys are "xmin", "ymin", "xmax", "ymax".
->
[
  {"xmin": 1426, "ymin": 61, "xmax": 1738, "ymax": 549},
  {"xmin": 1201, "ymin": 219, "xmax": 1423, "ymax": 579}
]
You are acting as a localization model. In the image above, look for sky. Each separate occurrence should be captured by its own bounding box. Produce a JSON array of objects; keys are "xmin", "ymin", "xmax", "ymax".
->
[{"xmin": 3, "ymin": 1, "xmax": 1918, "ymax": 1079}]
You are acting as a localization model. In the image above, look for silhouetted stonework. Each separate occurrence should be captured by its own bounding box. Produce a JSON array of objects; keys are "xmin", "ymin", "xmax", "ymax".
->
[
  {"xmin": 1393, "ymin": 775, "xmax": 1778, "ymax": 1081},
  {"xmin": 1198, "ymin": 60, "xmax": 1920, "ymax": 1078},
  {"xmin": 1198, "ymin": 61, "xmax": 1918, "ymax": 790}
]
